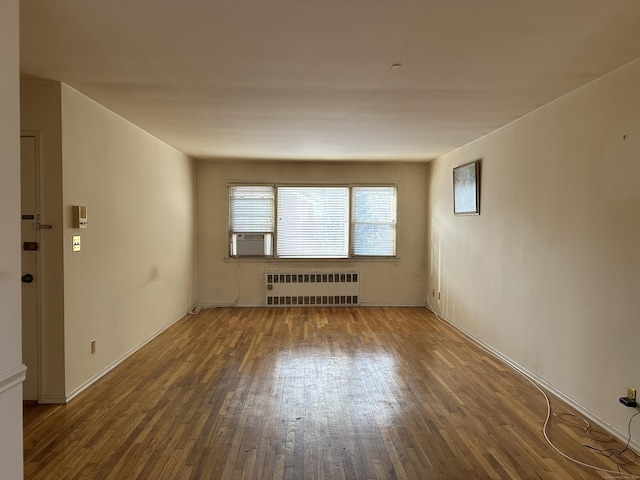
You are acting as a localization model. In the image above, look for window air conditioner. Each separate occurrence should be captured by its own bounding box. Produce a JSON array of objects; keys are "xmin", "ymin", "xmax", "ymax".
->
[{"xmin": 236, "ymin": 233, "xmax": 266, "ymax": 256}]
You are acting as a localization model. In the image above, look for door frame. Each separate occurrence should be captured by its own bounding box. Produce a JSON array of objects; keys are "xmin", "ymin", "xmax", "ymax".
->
[{"xmin": 21, "ymin": 131, "xmax": 43, "ymax": 403}]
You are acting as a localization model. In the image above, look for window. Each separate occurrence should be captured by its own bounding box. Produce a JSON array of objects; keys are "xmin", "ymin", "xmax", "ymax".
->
[
  {"xmin": 351, "ymin": 186, "xmax": 396, "ymax": 257},
  {"xmin": 228, "ymin": 184, "xmax": 397, "ymax": 258},
  {"xmin": 229, "ymin": 185, "xmax": 274, "ymax": 256},
  {"xmin": 277, "ymin": 187, "xmax": 349, "ymax": 258}
]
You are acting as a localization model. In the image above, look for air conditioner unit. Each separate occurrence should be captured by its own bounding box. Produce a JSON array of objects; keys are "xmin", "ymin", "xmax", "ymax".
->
[{"xmin": 236, "ymin": 233, "xmax": 266, "ymax": 256}]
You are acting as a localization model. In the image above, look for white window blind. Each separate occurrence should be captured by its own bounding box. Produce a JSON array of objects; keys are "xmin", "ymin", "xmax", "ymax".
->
[
  {"xmin": 277, "ymin": 187, "xmax": 349, "ymax": 258},
  {"xmin": 351, "ymin": 186, "xmax": 397, "ymax": 256},
  {"xmin": 229, "ymin": 186, "xmax": 274, "ymax": 232}
]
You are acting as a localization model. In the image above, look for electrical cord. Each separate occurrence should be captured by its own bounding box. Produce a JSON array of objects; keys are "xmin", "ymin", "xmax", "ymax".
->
[
  {"xmin": 587, "ymin": 423, "xmax": 615, "ymax": 444},
  {"xmin": 555, "ymin": 411, "xmax": 639, "ymax": 473},
  {"xmin": 233, "ymin": 258, "xmax": 241, "ymax": 306},
  {"xmin": 583, "ymin": 412, "xmax": 640, "ymax": 473},
  {"xmin": 425, "ymin": 296, "xmax": 640, "ymax": 479},
  {"xmin": 553, "ymin": 411, "xmax": 614, "ymax": 444}
]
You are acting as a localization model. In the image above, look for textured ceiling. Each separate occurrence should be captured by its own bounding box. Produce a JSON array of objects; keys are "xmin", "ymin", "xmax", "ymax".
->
[{"xmin": 19, "ymin": 0, "xmax": 640, "ymax": 161}]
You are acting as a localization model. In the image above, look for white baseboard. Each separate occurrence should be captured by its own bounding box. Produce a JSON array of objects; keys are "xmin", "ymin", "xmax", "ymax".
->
[
  {"xmin": 359, "ymin": 302, "xmax": 427, "ymax": 307},
  {"xmin": 39, "ymin": 395, "xmax": 67, "ymax": 405},
  {"xmin": 192, "ymin": 303, "xmax": 263, "ymax": 309},
  {"xmin": 193, "ymin": 303, "xmax": 428, "ymax": 308},
  {"xmin": 65, "ymin": 311, "xmax": 189, "ymax": 402},
  {"xmin": 0, "ymin": 364, "xmax": 27, "ymax": 395},
  {"xmin": 426, "ymin": 305, "xmax": 640, "ymax": 455}
]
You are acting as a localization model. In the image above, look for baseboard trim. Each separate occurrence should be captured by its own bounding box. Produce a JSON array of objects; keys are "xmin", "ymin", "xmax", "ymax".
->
[
  {"xmin": 193, "ymin": 303, "xmax": 428, "ymax": 308},
  {"xmin": 427, "ymin": 306, "xmax": 640, "ymax": 455},
  {"xmin": 0, "ymin": 364, "xmax": 27, "ymax": 395},
  {"xmin": 65, "ymin": 311, "xmax": 189, "ymax": 402},
  {"xmin": 39, "ymin": 394, "xmax": 67, "ymax": 405},
  {"xmin": 193, "ymin": 303, "xmax": 263, "ymax": 308},
  {"xmin": 359, "ymin": 303, "xmax": 427, "ymax": 307}
]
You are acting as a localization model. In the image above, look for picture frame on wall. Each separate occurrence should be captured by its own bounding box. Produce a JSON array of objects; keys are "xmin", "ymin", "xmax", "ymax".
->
[{"xmin": 453, "ymin": 160, "xmax": 481, "ymax": 215}]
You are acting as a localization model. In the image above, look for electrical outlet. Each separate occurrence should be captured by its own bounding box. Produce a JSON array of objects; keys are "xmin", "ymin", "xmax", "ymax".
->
[
  {"xmin": 90, "ymin": 339, "xmax": 96, "ymax": 354},
  {"xmin": 628, "ymin": 387, "xmax": 636, "ymax": 401}
]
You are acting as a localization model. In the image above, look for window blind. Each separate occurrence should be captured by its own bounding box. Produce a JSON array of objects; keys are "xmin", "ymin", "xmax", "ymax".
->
[
  {"xmin": 229, "ymin": 185, "xmax": 274, "ymax": 232},
  {"xmin": 351, "ymin": 186, "xmax": 397, "ymax": 256},
  {"xmin": 277, "ymin": 187, "xmax": 349, "ymax": 258}
]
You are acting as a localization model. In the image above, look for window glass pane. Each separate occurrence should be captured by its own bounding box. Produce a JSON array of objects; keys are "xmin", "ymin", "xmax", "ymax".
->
[
  {"xmin": 352, "ymin": 186, "xmax": 397, "ymax": 256},
  {"xmin": 277, "ymin": 187, "xmax": 349, "ymax": 258},
  {"xmin": 229, "ymin": 186, "xmax": 274, "ymax": 232}
]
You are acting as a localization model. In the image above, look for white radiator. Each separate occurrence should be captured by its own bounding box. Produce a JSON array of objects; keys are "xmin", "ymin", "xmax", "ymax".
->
[{"xmin": 265, "ymin": 272, "xmax": 360, "ymax": 306}]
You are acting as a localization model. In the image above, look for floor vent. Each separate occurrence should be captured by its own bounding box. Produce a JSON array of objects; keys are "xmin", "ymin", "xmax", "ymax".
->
[{"xmin": 266, "ymin": 272, "xmax": 359, "ymax": 307}]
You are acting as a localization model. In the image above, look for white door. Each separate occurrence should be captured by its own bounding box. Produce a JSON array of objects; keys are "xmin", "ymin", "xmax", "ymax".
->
[{"xmin": 21, "ymin": 135, "xmax": 39, "ymax": 402}]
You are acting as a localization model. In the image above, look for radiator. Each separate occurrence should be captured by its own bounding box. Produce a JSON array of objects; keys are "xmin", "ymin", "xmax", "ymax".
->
[{"xmin": 265, "ymin": 272, "xmax": 360, "ymax": 306}]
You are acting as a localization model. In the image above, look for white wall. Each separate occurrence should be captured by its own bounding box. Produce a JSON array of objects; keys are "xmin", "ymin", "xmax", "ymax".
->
[
  {"xmin": 60, "ymin": 85, "xmax": 196, "ymax": 397},
  {"xmin": 0, "ymin": 0, "xmax": 25, "ymax": 478},
  {"xmin": 428, "ymin": 58, "xmax": 640, "ymax": 445},
  {"xmin": 196, "ymin": 161, "xmax": 428, "ymax": 306},
  {"xmin": 20, "ymin": 81, "xmax": 66, "ymax": 403}
]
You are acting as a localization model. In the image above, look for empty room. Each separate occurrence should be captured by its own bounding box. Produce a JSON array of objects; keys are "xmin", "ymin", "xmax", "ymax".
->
[{"xmin": 2, "ymin": 0, "xmax": 640, "ymax": 478}]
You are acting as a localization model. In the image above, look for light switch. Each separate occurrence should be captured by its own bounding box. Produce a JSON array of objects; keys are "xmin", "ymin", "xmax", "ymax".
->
[{"xmin": 72, "ymin": 235, "xmax": 81, "ymax": 252}]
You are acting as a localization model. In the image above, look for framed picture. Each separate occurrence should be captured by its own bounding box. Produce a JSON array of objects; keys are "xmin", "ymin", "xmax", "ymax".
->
[{"xmin": 453, "ymin": 160, "xmax": 480, "ymax": 215}]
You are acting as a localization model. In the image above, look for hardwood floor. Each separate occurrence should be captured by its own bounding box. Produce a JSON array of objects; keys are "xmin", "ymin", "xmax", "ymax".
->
[{"xmin": 24, "ymin": 307, "xmax": 640, "ymax": 479}]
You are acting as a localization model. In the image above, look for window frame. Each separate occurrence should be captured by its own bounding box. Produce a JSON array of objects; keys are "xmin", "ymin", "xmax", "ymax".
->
[
  {"xmin": 228, "ymin": 184, "xmax": 275, "ymax": 257},
  {"xmin": 228, "ymin": 183, "xmax": 398, "ymax": 259},
  {"xmin": 350, "ymin": 185, "xmax": 397, "ymax": 258}
]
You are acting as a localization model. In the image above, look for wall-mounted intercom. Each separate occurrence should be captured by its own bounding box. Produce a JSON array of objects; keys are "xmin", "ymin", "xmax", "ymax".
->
[{"xmin": 72, "ymin": 205, "xmax": 88, "ymax": 228}]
